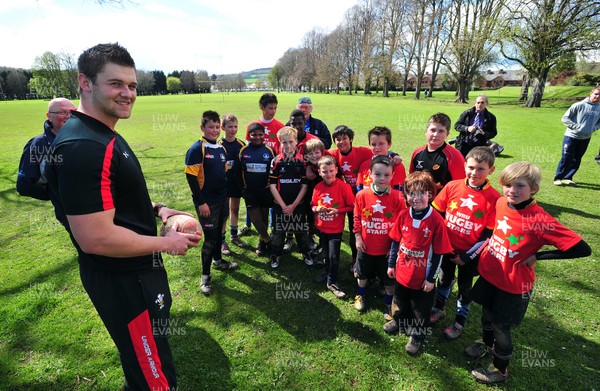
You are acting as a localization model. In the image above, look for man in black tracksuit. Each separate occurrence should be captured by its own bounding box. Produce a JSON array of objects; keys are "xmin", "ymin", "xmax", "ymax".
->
[{"xmin": 46, "ymin": 43, "xmax": 200, "ymax": 391}]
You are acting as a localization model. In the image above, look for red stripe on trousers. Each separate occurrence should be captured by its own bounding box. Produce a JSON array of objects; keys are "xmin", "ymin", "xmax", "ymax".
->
[
  {"xmin": 101, "ymin": 138, "xmax": 116, "ymax": 210},
  {"xmin": 127, "ymin": 309, "xmax": 170, "ymax": 390}
]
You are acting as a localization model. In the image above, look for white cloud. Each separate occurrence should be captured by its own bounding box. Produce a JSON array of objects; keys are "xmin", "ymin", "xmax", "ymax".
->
[{"xmin": 0, "ymin": 0, "xmax": 357, "ymax": 74}]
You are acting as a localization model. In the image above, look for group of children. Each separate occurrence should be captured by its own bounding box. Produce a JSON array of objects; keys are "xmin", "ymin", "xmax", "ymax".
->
[{"xmin": 183, "ymin": 93, "xmax": 591, "ymax": 385}]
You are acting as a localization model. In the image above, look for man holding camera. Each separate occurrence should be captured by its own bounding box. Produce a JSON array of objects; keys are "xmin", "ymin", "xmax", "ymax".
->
[{"xmin": 454, "ymin": 94, "xmax": 499, "ymax": 157}]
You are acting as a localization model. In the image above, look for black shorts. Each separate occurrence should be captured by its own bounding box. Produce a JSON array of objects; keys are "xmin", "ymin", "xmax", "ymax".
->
[
  {"xmin": 198, "ymin": 198, "xmax": 229, "ymax": 231},
  {"xmin": 355, "ymin": 251, "xmax": 395, "ymax": 285},
  {"xmin": 243, "ymin": 190, "xmax": 273, "ymax": 209},
  {"xmin": 226, "ymin": 174, "xmax": 242, "ymax": 198},
  {"xmin": 471, "ymin": 276, "xmax": 530, "ymax": 327}
]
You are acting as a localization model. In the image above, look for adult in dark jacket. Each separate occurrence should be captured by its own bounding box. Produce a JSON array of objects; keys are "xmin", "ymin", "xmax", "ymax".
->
[
  {"xmin": 16, "ymin": 98, "xmax": 76, "ymax": 200},
  {"xmin": 296, "ymin": 96, "xmax": 332, "ymax": 149},
  {"xmin": 454, "ymin": 94, "xmax": 499, "ymax": 157}
]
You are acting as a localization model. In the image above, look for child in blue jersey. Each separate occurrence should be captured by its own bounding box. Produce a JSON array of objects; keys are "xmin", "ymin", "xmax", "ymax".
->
[
  {"xmin": 185, "ymin": 110, "xmax": 239, "ymax": 296},
  {"xmin": 269, "ymin": 126, "xmax": 319, "ymax": 269},
  {"xmin": 219, "ymin": 114, "xmax": 248, "ymax": 254},
  {"xmin": 239, "ymin": 123, "xmax": 276, "ymax": 257}
]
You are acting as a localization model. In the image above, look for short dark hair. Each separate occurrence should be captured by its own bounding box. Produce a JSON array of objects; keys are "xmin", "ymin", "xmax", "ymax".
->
[
  {"xmin": 201, "ymin": 110, "xmax": 220, "ymax": 127},
  {"xmin": 466, "ymin": 146, "xmax": 495, "ymax": 167},
  {"xmin": 290, "ymin": 109, "xmax": 304, "ymax": 119},
  {"xmin": 259, "ymin": 93, "xmax": 278, "ymax": 108},
  {"xmin": 370, "ymin": 155, "xmax": 393, "ymax": 170},
  {"xmin": 368, "ymin": 126, "xmax": 392, "ymax": 144},
  {"xmin": 332, "ymin": 125, "xmax": 355, "ymax": 141},
  {"xmin": 248, "ymin": 122, "xmax": 265, "ymax": 134},
  {"xmin": 427, "ymin": 113, "xmax": 451, "ymax": 131},
  {"xmin": 78, "ymin": 43, "xmax": 135, "ymax": 84}
]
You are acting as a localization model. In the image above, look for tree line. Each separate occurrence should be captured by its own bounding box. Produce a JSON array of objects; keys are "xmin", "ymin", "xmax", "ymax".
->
[
  {"xmin": 2, "ymin": 0, "xmax": 597, "ymax": 107},
  {"xmin": 0, "ymin": 51, "xmax": 246, "ymax": 100},
  {"xmin": 268, "ymin": 0, "xmax": 599, "ymax": 107}
]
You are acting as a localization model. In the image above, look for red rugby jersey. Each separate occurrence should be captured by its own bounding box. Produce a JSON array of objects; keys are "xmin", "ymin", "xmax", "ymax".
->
[
  {"xmin": 432, "ymin": 179, "xmax": 501, "ymax": 253},
  {"xmin": 330, "ymin": 146, "xmax": 373, "ymax": 190},
  {"xmin": 356, "ymin": 158, "xmax": 406, "ymax": 189},
  {"xmin": 353, "ymin": 187, "xmax": 406, "ymax": 256},
  {"xmin": 389, "ymin": 208, "xmax": 453, "ymax": 289},
  {"xmin": 311, "ymin": 179, "xmax": 355, "ymax": 234},
  {"xmin": 478, "ymin": 197, "xmax": 582, "ymax": 294}
]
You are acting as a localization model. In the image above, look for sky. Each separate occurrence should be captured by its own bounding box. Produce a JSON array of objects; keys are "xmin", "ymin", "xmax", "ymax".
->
[{"xmin": 0, "ymin": 0, "xmax": 358, "ymax": 75}]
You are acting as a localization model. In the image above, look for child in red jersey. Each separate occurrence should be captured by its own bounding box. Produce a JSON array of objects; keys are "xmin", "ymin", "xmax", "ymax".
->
[
  {"xmin": 409, "ymin": 113, "xmax": 465, "ymax": 194},
  {"xmin": 330, "ymin": 125, "xmax": 373, "ymax": 268},
  {"xmin": 353, "ymin": 156, "xmax": 406, "ymax": 319},
  {"xmin": 245, "ymin": 93, "xmax": 285, "ymax": 153},
  {"xmin": 311, "ymin": 155, "xmax": 355, "ymax": 299},
  {"xmin": 384, "ymin": 171, "xmax": 453, "ymax": 355},
  {"xmin": 430, "ymin": 147, "xmax": 501, "ymax": 340},
  {"xmin": 465, "ymin": 162, "xmax": 591, "ymax": 384},
  {"xmin": 356, "ymin": 126, "xmax": 406, "ymax": 192}
]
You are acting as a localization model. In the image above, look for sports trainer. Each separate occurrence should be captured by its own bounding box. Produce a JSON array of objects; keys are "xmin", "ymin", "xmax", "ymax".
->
[
  {"xmin": 16, "ymin": 97, "xmax": 75, "ymax": 200},
  {"xmin": 45, "ymin": 43, "xmax": 200, "ymax": 390}
]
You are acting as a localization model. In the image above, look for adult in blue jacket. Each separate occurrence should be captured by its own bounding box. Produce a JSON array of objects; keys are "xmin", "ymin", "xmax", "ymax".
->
[
  {"xmin": 16, "ymin": 98, "xmax": 75, "ymax": 200},
  {"xmin": 554, "ymin": 86, "xmax": 600, "ymax": 186}
]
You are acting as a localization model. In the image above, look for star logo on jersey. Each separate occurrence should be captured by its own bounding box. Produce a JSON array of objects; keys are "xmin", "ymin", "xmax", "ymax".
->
[
  {"xmin": 385, "ymin": 211, "xmax": 394, "ymax": 219},
  {"xmin": 460, "ymin": 194, "xmax": 478, "ymax": 211},
  {"xmin": 321, "ymin": 194, "xmax": 333, "ymax": 205},
  {"xmin": 508, "ymin": 249, "xmax": 520, "ymax": 259},
  {"xmin": 416, "ymin": 160, "xmax": 424, "ymax": 169},
  {"xmin": 122, "ymin": 151, "xmax": 129, "ymax": 158},
  {"xmin": 448, "ymin": 200, "xmax": 459, "ymax": 212},
  {"xmin": 342, "ymin": 162, "xmax": 352, "ymax": 172},
  {"xmin": 155, "ymin": 293, "xmax": 165, "ymax": 310},
  {"xmin": 474, "ymin": 210, "xmax": 485, "ymax": 219},
  {"xmin": 423, "ymin": 227, "xmax": 431, "ymax": 238},
  {"xmin": 363, "ymin": 173, "xmax": 372, "ymax": 185},
  {"xmin": 362, "ymin": 208, "xmax": 372, "ymax": 218},
  {"xmin": 372, "ymin": 200, "xmax": 386, "ymax": 213},
  {"xmin": 496, "ymin": 217, "xmax": 512, "ymax": 235},
  {"xmin": 264, "ymin": 128, "xmax": 270, "ymax": 136},
  {"xmin": 507, "ymin": 234, "xmax": 523, "ymax": 246}
]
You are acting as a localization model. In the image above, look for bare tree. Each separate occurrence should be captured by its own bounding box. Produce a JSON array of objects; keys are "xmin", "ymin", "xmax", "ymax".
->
[
  {"xmin": 136, "ymin": 70, "xmax": 155, "ymax": 95},
  {"xmin": 377, "ymin": 0, "xmax": 409, "ymax": 97},
  {"xmin": 500, "ymin": 0, "xmax": 600, "ymax": 107},
  {"xmin": 443, "ymin": 0, "xmax": 504, "ymax": 103}
]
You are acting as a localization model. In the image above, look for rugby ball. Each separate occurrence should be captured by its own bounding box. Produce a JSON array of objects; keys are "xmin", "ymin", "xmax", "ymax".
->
[{"xmin": 160, "ymin": 214, "xmax": 202, "ymax": 236}]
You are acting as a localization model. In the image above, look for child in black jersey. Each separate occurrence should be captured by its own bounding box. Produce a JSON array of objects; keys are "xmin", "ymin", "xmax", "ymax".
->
[
  {"xmin": 269, "ymin": 126, "xmax": 319, "ymax": 269},
  {"xmin": 185, "ymin": 110, "xmax": 239, "ymax": 296}
]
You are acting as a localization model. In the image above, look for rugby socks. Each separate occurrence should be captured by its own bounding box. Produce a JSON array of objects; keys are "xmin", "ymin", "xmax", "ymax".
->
[
  {"xmin": 357, "ymin": 286, "xmax": 366, "ymax": 297},
  {"xmin": 230, "ymin": 225, "xmax": 238, "ymax": 239}
]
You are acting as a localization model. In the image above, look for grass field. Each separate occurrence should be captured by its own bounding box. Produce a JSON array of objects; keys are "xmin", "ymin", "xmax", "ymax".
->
[{"xmin": 1, "ymin": 88, "xmax": 599, "ymax": 390}]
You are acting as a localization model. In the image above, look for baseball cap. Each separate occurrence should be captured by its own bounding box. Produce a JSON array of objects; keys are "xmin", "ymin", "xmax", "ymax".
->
[{"xmin": 298, "ymin": 97, "xmax": 312, "ymax": 105}]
